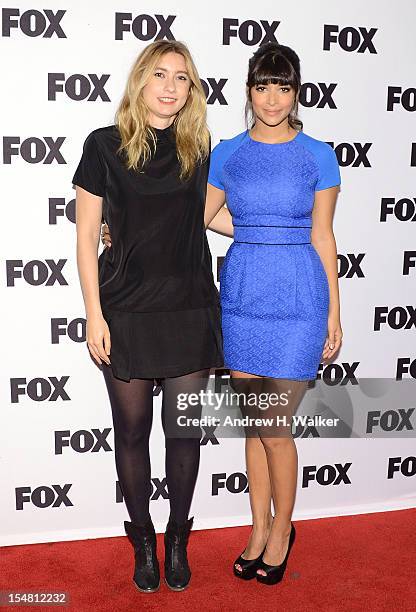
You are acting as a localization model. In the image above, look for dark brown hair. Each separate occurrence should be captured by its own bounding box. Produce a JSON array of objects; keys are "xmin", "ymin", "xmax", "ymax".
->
[{"xmin": 245, "ymin": 42, "xmax": 303, "ymax": 131}]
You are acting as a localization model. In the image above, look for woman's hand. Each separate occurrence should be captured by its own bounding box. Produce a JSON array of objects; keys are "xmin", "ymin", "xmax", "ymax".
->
[
  {"xmin": 86, "ymin": 314, "xmax": 111, "ymax": 365},
  {"xmin": 101, "ymin": 222, "xmax": 112, "ymax": 248},
  {"xmin": 322, "ymin": 313, "xmax": 343, "ymax": 362}
]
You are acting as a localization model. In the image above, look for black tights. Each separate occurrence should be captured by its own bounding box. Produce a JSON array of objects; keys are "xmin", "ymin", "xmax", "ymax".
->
[{"xmin": 102, "ymin": 365, "xmax": 210, "ymax": 526}]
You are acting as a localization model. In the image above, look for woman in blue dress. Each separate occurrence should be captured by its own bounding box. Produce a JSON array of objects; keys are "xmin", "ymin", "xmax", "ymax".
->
[{"xmin": 205, "ymin": 42, "xmax": 342, "ymax": 585}]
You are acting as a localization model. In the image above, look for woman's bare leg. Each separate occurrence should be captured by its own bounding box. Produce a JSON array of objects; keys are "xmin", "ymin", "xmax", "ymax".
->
[
  {"xmin": 255, "ymin": 378, "xmax": 308, "ymax": 575},
  {"xmin": 230, "ymin": 370, "xmax": 273, "ymax": 571}
]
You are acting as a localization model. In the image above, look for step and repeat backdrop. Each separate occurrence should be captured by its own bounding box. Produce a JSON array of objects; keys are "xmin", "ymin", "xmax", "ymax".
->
[{"xmin": 1, "ymin": 1, "xmax": 415, "ymax": 545}]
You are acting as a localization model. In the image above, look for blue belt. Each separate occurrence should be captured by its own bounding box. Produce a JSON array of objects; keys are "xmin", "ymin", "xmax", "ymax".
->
[{"xmin": 233, "ymin": 225, "xmax": 311, "ymax": 245}]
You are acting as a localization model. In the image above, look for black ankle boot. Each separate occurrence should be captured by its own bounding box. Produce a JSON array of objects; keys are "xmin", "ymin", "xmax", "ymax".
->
[
  {"xmin": 124, "ymin": 519, "xmax": 160, "ymax": 593},
  {"xmin": 164, "ymin": 516, "xmax": 194, "ymax": 591}
]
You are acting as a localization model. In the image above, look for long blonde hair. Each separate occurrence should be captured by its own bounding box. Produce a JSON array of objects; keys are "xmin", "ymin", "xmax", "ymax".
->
[{"xmin": 115, "ymin": 40, "xmax": 210, "ymax": 180}]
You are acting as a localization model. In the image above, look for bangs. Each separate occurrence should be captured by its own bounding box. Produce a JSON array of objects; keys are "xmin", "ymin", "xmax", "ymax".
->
[{"xmin": 248, "ymin": 53, "xmax": 298, "ymax": 89}]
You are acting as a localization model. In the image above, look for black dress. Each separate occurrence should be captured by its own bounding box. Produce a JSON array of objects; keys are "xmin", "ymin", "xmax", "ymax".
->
[{"xmin": 72, "ymin": 124, "xmax": 224, "ymax": 381}]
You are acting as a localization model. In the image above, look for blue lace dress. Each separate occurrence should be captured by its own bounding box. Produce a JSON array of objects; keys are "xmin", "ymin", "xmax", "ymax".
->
[{"xmin": 208, "ymin": 130, "xmax": 340, "ymax": 380}]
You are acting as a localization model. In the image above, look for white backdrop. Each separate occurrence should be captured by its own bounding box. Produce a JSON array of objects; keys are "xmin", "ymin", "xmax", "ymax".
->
[{"xmin": 1, "ymin": 0, "xmax": 415, "ymax": 545}]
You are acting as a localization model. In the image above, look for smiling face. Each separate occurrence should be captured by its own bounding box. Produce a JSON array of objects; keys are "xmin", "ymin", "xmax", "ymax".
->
[
  {"xmin": 141, "ymin": 51, "xmax": 191, "ymax": 127},
  {"xmin": 249, "ymin": 82, "xmax": 296, "ymax": 128}
]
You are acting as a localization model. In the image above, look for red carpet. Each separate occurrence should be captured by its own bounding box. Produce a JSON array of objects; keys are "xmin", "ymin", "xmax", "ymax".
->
[{"xmin": 1, "ymin": 509, "xmax": 414, "ymax": 611}]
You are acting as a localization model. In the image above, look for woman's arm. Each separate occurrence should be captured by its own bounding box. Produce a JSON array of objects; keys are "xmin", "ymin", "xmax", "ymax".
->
[
  {"xmin": 207, "ymin": 205, "xmax": 234, "ymax": 238},
  {"xmin": 204, "ymin": 183, "xmax": 227, "ymax": 228},
  {"xmin": 311, "ymin": 185, "xmax": 343, "ymax": 360},
  {"xmin": 75, "ymin": 185, "xmax": 111, "ymax": 365}
]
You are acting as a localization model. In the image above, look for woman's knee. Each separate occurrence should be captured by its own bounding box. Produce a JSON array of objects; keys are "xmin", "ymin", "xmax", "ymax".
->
[
  {"xmin": 115, "ymin": 419, "xmax": 152, "ymax": 447},
  {"xmin": 259, "ymin": 434, "xmax": 295, "ymax": 452}
]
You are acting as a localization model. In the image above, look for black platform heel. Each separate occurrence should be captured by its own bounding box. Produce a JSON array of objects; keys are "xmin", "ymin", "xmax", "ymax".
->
[
  {"xmin": 256, "ymin": 523, "xmax": 296, "ymax": 585},
  {"xmin": 233, "ymin": 546, "xmax": 266, "ymax": 580},
  {"xmin": 164, "ymin": 516, "xmax": 194, "ymax": 591},
  {"xmin": 124, "ymin": 519, "xmax": 160, "ymax": 593}
]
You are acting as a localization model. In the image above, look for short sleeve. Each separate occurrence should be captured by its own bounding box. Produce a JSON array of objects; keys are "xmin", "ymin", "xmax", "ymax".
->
[
  {"xmin": 207, "ymin": 142, "xmax": 226, "ymax": 190},
  {"xmin": 72, "ymin": 131, "xmax": 106, "ymax": 197},
  {"xmin": 315, "ymin": 144, "xmax": 341, "ymax": 191}
]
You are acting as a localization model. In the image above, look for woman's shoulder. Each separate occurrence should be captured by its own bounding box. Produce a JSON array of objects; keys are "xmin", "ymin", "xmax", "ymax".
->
[
  {"xmin": 79, "ymin": 125, "xmax": 121, "ymax": 160},
  {"xmin": 86, "ymin": 125, "xmax": 120, "ymax": 145},
  {"xmin": 212, "ymin": 130, "xmax": 248, "ymax": 150},
  {"xmin": 296, "ymin": 131, "xmax": 335, "ymax": 156},
  {"xmin": 210, "ymin": 130, "xmax": 249, "ymax": 163},
  {"xmin": 296, "ymin": 131, "xmax": 340, "ymax": 186}
]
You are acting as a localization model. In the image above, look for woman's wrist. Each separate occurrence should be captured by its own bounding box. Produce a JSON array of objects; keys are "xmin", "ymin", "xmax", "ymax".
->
[
  {"xmin": 86, "ymin": 308, "xmax": 103, "ymax": 320},
  {"xmin": 328, "ymin": 305, "xmax": 340, "ymax": 320}
]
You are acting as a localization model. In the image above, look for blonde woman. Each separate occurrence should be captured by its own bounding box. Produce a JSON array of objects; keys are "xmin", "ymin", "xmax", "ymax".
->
[{"xmin": 73, "ymin": 41, "xmax": 223, "ymax": 593}]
